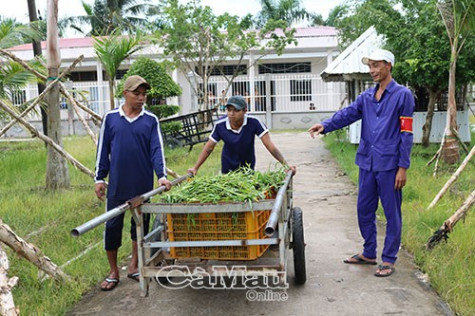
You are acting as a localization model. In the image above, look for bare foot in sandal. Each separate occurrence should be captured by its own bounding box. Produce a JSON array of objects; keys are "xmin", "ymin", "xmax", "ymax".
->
[
  {"xmin": 101, "ymin": 271, "xmax": 120, "ymax": 291},
  {"xmin": 344, "ymin": 254, "xmax": 377, "ymax": 265},
  {"xmin": 375, "ymin": 263, "xmax": 395, "ymax": 277}
]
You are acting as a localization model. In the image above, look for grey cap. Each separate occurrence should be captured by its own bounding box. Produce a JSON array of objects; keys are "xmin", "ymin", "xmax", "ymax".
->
[
  {"xmin": 123, "ymin": 75, "xmax": 151, "ymax": 91},
  {"xmin": 226, "ymin": 95, "xmax": 247, "ymax": 110}
]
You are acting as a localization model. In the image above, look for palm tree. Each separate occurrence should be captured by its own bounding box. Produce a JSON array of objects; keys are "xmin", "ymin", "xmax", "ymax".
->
[
  {"xmin": 437, "ymin": 0, "xmax": 474, "ymax": 163},
  {"xmin": 0, "ymin": 17, "xmax": 39, "ymax": 49},
  {"xmin": 0, "ymin": 18, "xmax": 42, "ymax": 116},
  {"xmin": 60, "ymin": 0, "xmax": 157, "ymax": 36},
  {"xmin": 93, "ymin": 31, "xmax": 143, "ymax": 110},
  {"xmin": 254, "ymin": 0, "xmax": 315, "ymax": 28}
]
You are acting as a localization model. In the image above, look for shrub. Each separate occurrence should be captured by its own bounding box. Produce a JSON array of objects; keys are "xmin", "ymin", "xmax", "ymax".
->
[{"xmin": 116, "ymin": 57, "xmax": 182, "ymax": 104}]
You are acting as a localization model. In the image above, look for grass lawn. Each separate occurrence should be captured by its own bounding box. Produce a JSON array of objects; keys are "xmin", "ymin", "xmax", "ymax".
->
[
  {"xmin": 322, "ymin": 131, "xmax": 474, "ymax": 316},
  {"xmin": 0, "ymin": 136, "xmax": 221, "ymax": 315}
]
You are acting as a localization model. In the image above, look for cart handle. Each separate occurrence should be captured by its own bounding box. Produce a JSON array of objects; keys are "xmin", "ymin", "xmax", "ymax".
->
[
  {"xmin": 71, "ymin": 174, "xmax": 192, "ymax": 237},
  {"xmin": 265, "ymin": 170, "xmax": 293, "ymax": 236}
]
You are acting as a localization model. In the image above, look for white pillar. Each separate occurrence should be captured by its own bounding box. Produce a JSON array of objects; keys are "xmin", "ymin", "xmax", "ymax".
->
[
  {"xmin": 249, "ymin": 53, "xmax": 255, "ymax": 112},
  {"xmin": 96, "ymin": 63, "xmax": 104, "ymax": 116}
]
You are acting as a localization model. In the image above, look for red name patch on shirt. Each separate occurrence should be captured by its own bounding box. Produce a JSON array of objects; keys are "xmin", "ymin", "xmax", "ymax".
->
[{"xmin": 400, "ymin": 116, "xmax": 413, "ymax": 133}]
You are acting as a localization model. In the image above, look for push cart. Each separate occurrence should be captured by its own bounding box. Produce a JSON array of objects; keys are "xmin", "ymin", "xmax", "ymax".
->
[
  {"xmin": 71, "ymin": 171, "xmax": 306, "ymax": 297},
  {"xmin": 161, "ymin": 108, "xmax": 220, "ymax": 150}
]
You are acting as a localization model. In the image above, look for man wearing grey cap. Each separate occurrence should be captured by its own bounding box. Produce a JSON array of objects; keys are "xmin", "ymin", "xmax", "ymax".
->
[
  {"xmin": 94, "ymin": 75, "xmax": 172, "ymax": 290},
  {"xmin": 188, "ymin": 95, "xmax": 296, "ymax": 175},
  {"xmin": 308, "ymin": 49, "xmax": 414, "ymax": 277}
]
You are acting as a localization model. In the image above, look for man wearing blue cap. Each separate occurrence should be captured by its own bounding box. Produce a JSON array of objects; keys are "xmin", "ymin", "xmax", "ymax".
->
[
  {"xmin": 308, "ymin": 49, "xmax": 414, "ymax": 277},
  {"xmin": 188, "ymin": 95, "xmax": 296, "ymax": 175}
]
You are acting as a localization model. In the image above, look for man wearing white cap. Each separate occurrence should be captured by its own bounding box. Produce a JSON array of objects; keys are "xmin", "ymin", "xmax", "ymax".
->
[{"xmin": 308, "ymin": 49, "xmax": 414, "ymax": 277}]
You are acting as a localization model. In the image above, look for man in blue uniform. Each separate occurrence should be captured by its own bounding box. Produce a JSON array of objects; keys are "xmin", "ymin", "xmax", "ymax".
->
[
  {"xmin": 308, "ymin": 49, "xmax": 414, "ymax": 277},
  {"xmin": 188, "ymin": 95, "xmax": 296, "ymax": 175},
  {"xmin": 94, "ymin": 75, "xmax": 172, "ymax": 290}
]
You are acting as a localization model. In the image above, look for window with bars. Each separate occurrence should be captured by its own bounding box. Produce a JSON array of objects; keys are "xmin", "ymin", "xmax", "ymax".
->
[
  {"xmin": 197, "ymin": 65, "xmax": 248, "ymax": 76},
  {"xmin": 11, "ymin": 90, "xmax": 26, "ymax": 105},
  {"xmin": 290, "ymin": 80, "xmax": 312, "ymax": 101},
  {"xmin": 258, "ymin": 62, "xmax": 311, "ymax": 74}
]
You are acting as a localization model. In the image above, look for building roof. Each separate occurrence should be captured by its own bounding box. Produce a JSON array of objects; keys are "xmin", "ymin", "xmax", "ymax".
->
[
  {"xmin": 320, "ymin": 26, "xmax": 384, "ymax": 82},
  {"xmin": 7, "ymin": 37, "xmax": 95, "ymax": 51},
  {"xmin": 8, "ymin": 26, "xmax": 337, "ymax": 52}
]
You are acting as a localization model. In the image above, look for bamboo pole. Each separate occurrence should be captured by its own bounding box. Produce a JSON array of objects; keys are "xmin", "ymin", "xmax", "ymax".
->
[
  {"xmin": 0, "ymin": 244, "xmax": 18, "ymax": 316},
  {"xmin": 0, "ymin": 99, "xmax": 95, "ymax": 179},
  {"xmin": 0, "ymin": 48, "xmax": 103, "ymax": 124},
  {"xmin": 58, "ymin": 85, "xmax": 103, "ymax": 123},
  {"xmin": 450, "ymin": 127, "xmax": 469, "ymax": 154},
  {"xmin": 427, "ymin": 190, "xmax": 475, "ymax": 249},
  {"xmin": 0, "ymin": 48, "xmax": 46, "ymax": 81},
  {"xmin": 1, "ymin": 46, "xmax": 181, "ymax": 178},
  {"xmin": 443, "ymin": 190, "xmax": 475, "ymax": 232},
  {"xmin": 0, "ymin": 219, "xmax": 69, "ymax": 282},
  {"xmin": 428, "ymin": 144, "xmax": 475, "ymax": 209},
  {"xmin": 0, "ymin": 55, "xmax": 84, "ymax": 137},
  {"xmin": 70, "ymin": 100, "xmax": 98, "ymax": 145}
]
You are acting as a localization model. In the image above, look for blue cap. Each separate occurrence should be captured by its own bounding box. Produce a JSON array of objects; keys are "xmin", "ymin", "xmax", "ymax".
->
[{"xmin": 226, "ymin": 95, "xmax": 247, "ymax": 110}]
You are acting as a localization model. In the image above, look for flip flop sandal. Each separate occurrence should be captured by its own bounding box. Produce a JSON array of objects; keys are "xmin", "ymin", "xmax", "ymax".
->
[
  {"xmin": 343, "ymin": 254, "xmax": 377, "ymax": 265},
  {"xmin": 127, "ymin": 272, "xmax": 140, "ymax": 282},
  {"xmin": 374, "ymin": 265, "xmax": 395, "ymax": 277},
  {"xmin": 101, "ymin": 277, "xmax": 119, "ymax": 291}
]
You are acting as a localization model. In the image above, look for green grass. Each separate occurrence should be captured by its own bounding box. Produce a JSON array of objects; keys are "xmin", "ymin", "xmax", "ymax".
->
[
  {"xmin": 0, "ymin": 137, "xmax": 222, "ymax": 315},
  {"xmin": 322, "ymin": 132, "xmax": 475, "ymax": 316}
]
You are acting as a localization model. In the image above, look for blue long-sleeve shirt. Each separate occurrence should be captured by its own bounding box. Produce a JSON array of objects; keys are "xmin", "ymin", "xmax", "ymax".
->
[
  {"xmin": 94, "ymin": 105, "xmax": 167, "ymax": 200},
  {"xmin": 322, "ymin": 79, "xmax": 414, "ymax": 172}
]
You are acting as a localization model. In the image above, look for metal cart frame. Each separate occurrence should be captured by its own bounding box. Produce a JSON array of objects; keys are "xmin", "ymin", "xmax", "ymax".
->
[{"xmin": 71, "ymin": 172, "xmax": 306, "ymax": 297}]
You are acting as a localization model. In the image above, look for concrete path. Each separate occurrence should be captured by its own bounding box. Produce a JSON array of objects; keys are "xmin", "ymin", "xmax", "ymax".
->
[{"xmin": 67, "ymin": 132, "xmax": 452, "ymax": 316}]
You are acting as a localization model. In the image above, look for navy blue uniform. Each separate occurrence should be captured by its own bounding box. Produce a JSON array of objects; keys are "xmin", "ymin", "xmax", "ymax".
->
[
  {"xmin": 322, "ymin": 79, "xmax": 414, "ymax": 264},
  {"xmin": 210, "ymin": 115, "xmax": 268, "ymax": 173},
  {"xmin": 95, "ymin": 105, "xmax": 167, "ymax": 250}
]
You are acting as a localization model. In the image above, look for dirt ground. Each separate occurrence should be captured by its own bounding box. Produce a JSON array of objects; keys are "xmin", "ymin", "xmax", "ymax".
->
[{"xmin": 67, "ymin": 131, "xmax": 453, "ymax": 316}]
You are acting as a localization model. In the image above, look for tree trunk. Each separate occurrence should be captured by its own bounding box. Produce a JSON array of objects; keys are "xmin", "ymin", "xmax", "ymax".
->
[
  {"xmin": 46, "ymin": 0, "xmax": 70, "ymax": 189},
  {"xmin": 0, "ymin": 219, "xmax": 69, "ymax": 282},
  {"xmin": 109, "ymin": 79, "xmax": 115, "ymax": 110},
  {"xmin": 421, "ymin": 89, "xmax": 440, "ymax": 147},
  {"xmin": 0, "ymin": 245, "xmax": 18, "ymax": 316},
  {"xmin": 442, "ymin": 45, "xmax": 460, "ymax": 164},
  {"xmin": 27, "ymin": 0, "xmax": 48, "ymax": 137}
]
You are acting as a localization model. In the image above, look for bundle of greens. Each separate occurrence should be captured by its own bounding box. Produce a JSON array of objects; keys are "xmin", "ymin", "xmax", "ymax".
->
[{"xmin": 161, "ymin": 167, "xmax": 286, "ymax": 204}]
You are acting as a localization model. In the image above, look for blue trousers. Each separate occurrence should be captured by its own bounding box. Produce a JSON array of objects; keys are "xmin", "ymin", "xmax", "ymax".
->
[
  {"xmin": 104, "ymin": 198, "xmax": 150, "ymax": 251},
  {"xmin": 357, "ymin": 168, "xmax": 402, "ymax": 264}
]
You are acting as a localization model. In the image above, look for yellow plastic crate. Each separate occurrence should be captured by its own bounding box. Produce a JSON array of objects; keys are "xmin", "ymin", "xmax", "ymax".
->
[{"xmin": 167, "ymin": 209, "xmax": 271, "ymax": 260}]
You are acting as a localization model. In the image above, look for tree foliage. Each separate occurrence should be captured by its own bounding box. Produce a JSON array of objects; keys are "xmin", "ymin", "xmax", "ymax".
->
[
  {"xmin": 116, "ymin": 57, "xmax": 182, "ymax": 103},
  {"xmin": 155, "ymin": 0, "xmax": 296, "ymax": 110},
  {"xmin": 60, "ymin": 0, "xmax": 158, "ymax": 36},
  {"xmin": 254, "ymin": 0, "xmax": 316, "ymax": 28},
  {"xmin": 0, "ymin": 17, "xmax": 41, "ymax": 49},
  {"xmin": 93, "ymin": 31, "xmax": 143, "ymax": 109}
]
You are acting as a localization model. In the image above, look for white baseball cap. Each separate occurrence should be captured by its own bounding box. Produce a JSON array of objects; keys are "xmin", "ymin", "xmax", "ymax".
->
[{"xmin": 362, "ymin": 49, "xmax": 395, "ymax": 66}]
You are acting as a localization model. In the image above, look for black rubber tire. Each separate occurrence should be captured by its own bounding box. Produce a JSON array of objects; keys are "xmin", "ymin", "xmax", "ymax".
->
[{"xmin": 292, "ymin": 207, "xmax": 306, "ymax": 285}]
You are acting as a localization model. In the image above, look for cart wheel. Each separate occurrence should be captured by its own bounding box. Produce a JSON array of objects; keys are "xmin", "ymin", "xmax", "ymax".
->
[{"xmin": 292, "ymin": 207, "xmax": 306, "ymax": 285}]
